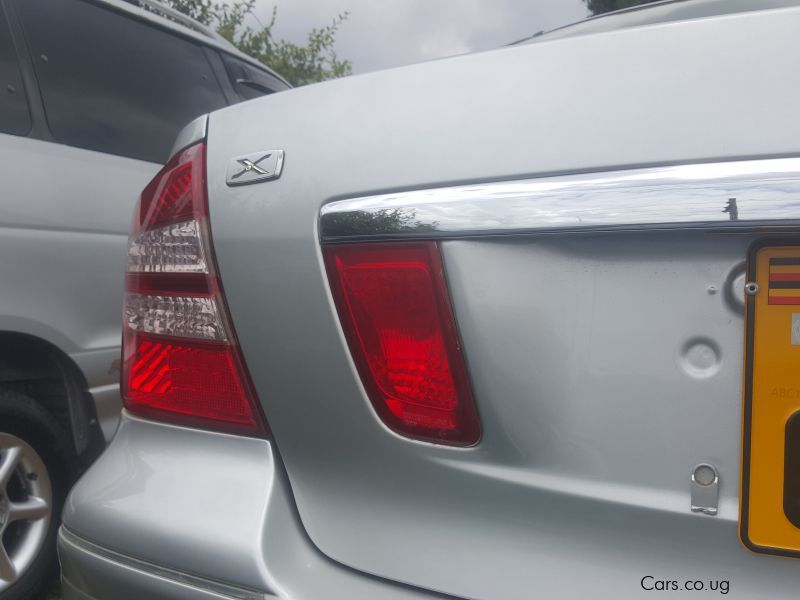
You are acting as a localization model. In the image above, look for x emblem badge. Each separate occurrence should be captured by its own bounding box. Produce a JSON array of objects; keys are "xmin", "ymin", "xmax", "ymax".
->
[
  {"xmin": 231, "ymin": 154, "xmax": 271, "ymax": 179},
  {"xmin": 226, "ymin": 150, "xmax": 285, "ymax": 186}
]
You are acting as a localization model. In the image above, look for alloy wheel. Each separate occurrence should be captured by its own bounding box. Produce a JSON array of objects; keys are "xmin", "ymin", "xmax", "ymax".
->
[{"xmin": 0, "ymin": 432, "xmax": 52, "ymax": 592}]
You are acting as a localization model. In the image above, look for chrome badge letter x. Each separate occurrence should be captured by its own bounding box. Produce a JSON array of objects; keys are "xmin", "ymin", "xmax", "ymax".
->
[{"xmin": 226, "ymin": 150, "xmax": 285, "ymax": 186}]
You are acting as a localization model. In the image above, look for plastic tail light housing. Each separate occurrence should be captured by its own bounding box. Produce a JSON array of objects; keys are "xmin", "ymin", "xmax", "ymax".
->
[
  {"xmin": 324, "ymin": 242, "xmax": 481, "ymax": 446},
  {"xmin": 122, "ymin": 143, "xmax": 268, "ymax": 436}
]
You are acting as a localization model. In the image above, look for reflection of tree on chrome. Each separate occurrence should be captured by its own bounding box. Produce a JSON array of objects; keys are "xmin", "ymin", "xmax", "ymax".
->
[
  {"xmin": 723, "ymin": 198, "xmax": 739, "ymax": 221},
  {"xmin": 325, "ymin": 208, "xmax": 439, "ymax": 237}
]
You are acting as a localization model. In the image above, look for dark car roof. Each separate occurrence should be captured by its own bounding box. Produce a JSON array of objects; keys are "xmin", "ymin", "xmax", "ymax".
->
[{"xmin": 515, "ymin": 0, "xmax": 800, "ymax": 44}]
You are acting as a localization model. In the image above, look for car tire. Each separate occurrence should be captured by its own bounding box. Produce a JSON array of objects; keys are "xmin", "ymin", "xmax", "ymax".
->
[{"xmin": 0, "ymin": 389, "xmax": 77, "ymax": 600}]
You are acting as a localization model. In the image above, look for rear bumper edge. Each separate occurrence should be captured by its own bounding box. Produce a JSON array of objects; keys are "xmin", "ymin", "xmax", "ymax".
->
[{"xmin": 59, "ymin": 526, "xmax": 273, "ymax": 600}]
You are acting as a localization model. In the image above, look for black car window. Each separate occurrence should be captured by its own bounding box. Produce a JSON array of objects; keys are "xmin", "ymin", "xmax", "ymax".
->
[
  {"xmin": 15, "ymin": 0, "xmax": 227, "ymax": 163},
  {"xmin": 221, "ymin": 54, "xmax": 288, "ymax": 101},
  {"xmin": 0, "ymin": 7, "xmax": 31, "ymax": 136}
]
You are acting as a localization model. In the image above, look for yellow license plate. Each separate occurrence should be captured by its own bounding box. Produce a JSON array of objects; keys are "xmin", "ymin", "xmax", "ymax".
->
[{"xmin": 741, "ymin": 242, "xmax": 800, "ymax": 557}]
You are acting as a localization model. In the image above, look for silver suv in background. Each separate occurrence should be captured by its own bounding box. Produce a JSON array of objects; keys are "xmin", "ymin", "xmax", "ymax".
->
[
  {"xmin": 60, "ymin": 0, "xmax": 800, "ymax": 599},
  {"xmin": 0, "ymin": 0, "xmax": 288, "ymax": 596}
]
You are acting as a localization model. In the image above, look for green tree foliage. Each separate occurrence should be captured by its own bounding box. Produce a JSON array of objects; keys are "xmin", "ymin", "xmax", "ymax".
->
[
  {"xmin": 160, "ymin": 0, "xmax": 352, "ymax": 86},
  {"xmin": 584, "ymin": 0, "xmax": 662, "ymax": 16}
]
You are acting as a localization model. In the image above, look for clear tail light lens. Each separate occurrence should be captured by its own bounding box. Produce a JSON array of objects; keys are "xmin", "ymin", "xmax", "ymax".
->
[
  {"xmin": 126, "ymin": 221, "xmax": 208, "ymax": 273},
  {"xmin": 324, "ymin": 242, "xmax": 480, "ymax": 446},
  {"xmin": 122, "ymin": 143, "xmax": 268, "ymax": 436}
]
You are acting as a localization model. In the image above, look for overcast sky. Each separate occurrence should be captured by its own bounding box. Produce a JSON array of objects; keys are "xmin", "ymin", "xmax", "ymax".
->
[{"xmin": 254, "ymin": 0, "xmax": 590, "ymax": 74}]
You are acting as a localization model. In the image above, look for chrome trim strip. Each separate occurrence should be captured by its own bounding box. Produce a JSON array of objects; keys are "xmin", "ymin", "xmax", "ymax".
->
[
  {"xmin": 170, "ymin": 114, "xmax": 208, "ymax": 157},
  {"xmin": 320, "ymin": 158, "xmax": 800, "ymax": 242},
  {"xmin": 59, "ymin": 527, "xmax": 272, "ymax": 600}
]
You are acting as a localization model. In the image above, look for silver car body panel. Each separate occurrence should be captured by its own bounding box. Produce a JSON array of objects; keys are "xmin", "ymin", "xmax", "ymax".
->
[
  {"xmin": 170, "ymin": 114, "xmax": 209, "ymax": 157},
  {"xmin": 63, "ymin": 3, "xmax": 800, "ymax": 599},
  {"xmin": 0, "ymin": 133, "xmax": 159, "ymax": 439},
  {"xmin": 59, "ymin": 529, "xmax": 268, "ymax": 600},
  {"xmin": 61, "ymin": 415, "xmax": 444, "ymax": 600}
]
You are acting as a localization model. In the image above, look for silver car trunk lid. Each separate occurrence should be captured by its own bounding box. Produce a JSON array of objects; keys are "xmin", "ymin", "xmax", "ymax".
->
[{"xmin": 205, "ymin": 7, "xmax": 800, "ymax": 598}]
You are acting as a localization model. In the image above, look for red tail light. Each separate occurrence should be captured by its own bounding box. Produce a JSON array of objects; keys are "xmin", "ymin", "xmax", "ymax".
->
[
  {"xmin": 122, "ymin": 143, "xmax": 268, "ymax": 436},
  {"xmin": 324, "ymin": 242, "xmax": 480, "ymax": 446}
]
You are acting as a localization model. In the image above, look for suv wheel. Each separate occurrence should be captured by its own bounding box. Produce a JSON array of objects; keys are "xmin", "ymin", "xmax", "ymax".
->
[{"xmin": 0, "ymin": 390, "xmax": 75, "ymax": 599}]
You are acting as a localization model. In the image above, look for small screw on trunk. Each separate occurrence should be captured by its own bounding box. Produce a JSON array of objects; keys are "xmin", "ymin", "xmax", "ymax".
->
[{"xmin": 745, "ymin": 282, "xmax": 760, "ymax": 296}]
